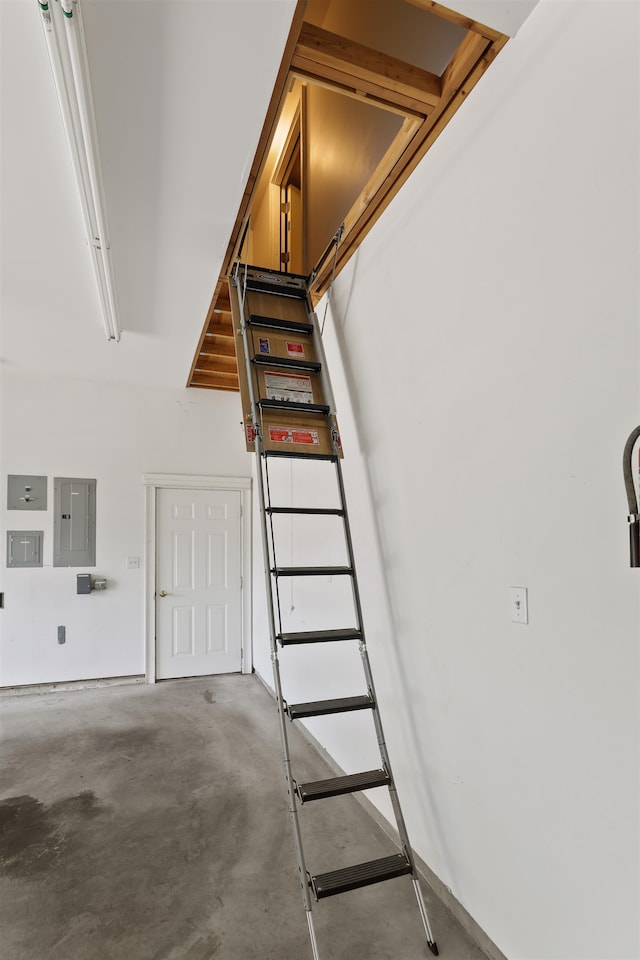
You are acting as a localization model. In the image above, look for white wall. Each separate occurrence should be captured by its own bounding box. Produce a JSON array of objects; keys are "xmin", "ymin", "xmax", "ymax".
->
[
  {"xmin": 0, "ymin": 372, "xmax": 249, "ymax": 686},
  {"xmin": 255, "ymin": 2, "xmax": 640, "ymax": 958}
]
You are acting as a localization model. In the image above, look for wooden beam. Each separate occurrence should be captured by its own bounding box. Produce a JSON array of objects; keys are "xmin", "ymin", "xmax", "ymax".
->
[
  {"xmin": 189, "ymin": 371, "xmax": 240, "ymax": 392},
  {"xmin": 295, "ymin": 22, "xmax": 442, "ymax": 108},
  {"xmin": 213, "ymin": 285, "xmax": 231, "ymax": 313},
  {"xmin": 440, "ymin": 30, "xmax": 490, "ymax": 100},
  {"xmin": 290, "ymin": 61, "xmax": 428, "ymax": 119},
  {"xmin": 199, "ymin": 336, "xmax": 237, "ymax": 359},
  {"xmin": 188, "ymin": 277, "xmax": 227, "ymax": 386},
  {"xmin": 193, "ymin": 355, "xmax": 238, "ymax": 374},
  {"xmin": 206, "ymin": 316, "xmax": 234, "ymax": 339}
]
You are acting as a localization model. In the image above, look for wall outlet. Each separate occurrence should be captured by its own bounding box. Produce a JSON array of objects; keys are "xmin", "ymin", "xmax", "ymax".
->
[{"xmin": 510, "ymin": 586, "xmax": 528, "ymax": 624}]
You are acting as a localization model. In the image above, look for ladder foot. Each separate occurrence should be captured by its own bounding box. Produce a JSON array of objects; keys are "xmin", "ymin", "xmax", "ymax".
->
[{"xmin": 428, "ymin": 941, "xmax": 439, "ymax": 956}]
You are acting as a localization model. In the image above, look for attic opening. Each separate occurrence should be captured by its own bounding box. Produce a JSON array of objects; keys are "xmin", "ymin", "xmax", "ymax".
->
[{"xmin": 188, "ymin": 0, "xmax": 509, "ymax": 392}]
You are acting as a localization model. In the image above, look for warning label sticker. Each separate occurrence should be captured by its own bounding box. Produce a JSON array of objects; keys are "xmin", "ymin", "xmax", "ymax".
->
[
  {"xmin": 259, "ymin": 338, "xmax": 270, "ymax": 355},
  {"xmin": 286, "ymin": 341, "xmax": 305, "ymax": 358},
  {"xmin": 246, "ymin": 423, "xmax": 256, "ymax": 443},
  {"xmin": 264, "ymin": 371, "xmax": 313, "ymax": 404},
  {"xmin": 269, "ymin": 426, "xmax": 319, "ymax": 445}
]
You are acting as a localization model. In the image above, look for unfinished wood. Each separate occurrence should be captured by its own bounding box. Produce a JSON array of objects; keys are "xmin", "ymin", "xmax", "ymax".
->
[
  {"xmin": 199, "ymin": 337, "xmax": 237, "ymax": 358},
  {"xmin": 191, "ymin": 1, "xmax": 509, "ymax": 388},
  {"xmin": 310, "ymin": 32, "xmax": 497, "ymax": 296},
  {"xmin": 245, "ymin": 326, "xmax": 320, "ymax": 367},
  {"xmin": 296, "ymin": 22, "xmax": 442, "ymax": 107},
  {"xmin": 229, "ymin": 270, "xmax": 341, "ymax": 458},
  {"xmin": 190, "ymin": 4, "xmax": 309, "ymax": 389},
  {"xmin": 440, "ymin": 30, "xmax": 491, "ymax": 99},
  {"xmin": 193, "ymin": 355, "xmax": 238, "ymax": 374},
  {"xmin": 206, "ymin": 316, "xmax": 234, "ymax": 340},
  {"xmin": 290, "ymin": 60, "xmax": 428, "ymax": 118},
  {"xmin": 188, "ymin": 277, "xmax": 233, "ymax": 386},
  {"xmin": 213, "ymin": 288, "xmax": 231, "ymax": 313},
  {"xmin": 190, "ymin": 373, "xmax": 240, "ymax": 392}
]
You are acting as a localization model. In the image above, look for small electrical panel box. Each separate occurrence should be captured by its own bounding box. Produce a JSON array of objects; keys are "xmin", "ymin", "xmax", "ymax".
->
[
  {"xmin": 7, "ymin": 475, "xmax": 47, "ymax": 511},
  {"xmin": 7, "ymin": 531, "xmax": 44, "ymax": 568},
  {"xmin": 77, "ymin": 573, "xmax": 92, "ymax": 594}
]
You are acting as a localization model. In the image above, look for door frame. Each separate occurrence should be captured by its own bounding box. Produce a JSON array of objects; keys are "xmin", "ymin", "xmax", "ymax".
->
[{"xmin": 143, "ymin": 474, "xmax": 252, "ymax": 683}]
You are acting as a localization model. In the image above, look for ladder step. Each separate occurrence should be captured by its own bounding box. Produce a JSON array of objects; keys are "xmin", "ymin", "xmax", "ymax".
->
[
  {"xmin": 266, "ymin": 507, "xmax": 344, "ymax": 517},
  {"xmin": 263, "ymin": 450, "xmax": 337, "ymax": 462},
  {"xmin": 258, "ymin": 398, "xmax": 330, "ymax": 415},
  {"xmin": 310, "ymin": 854, "xmax": 412, "ymax": 900},
  {"xmin": 286, "ymin": 695, "xmax": 374, "ymax": 720},
  {"xmin": 278, "ymin": 627, "xmax": 362, "ymax": 645},
  {"xmin": 245, "ymin": 278, "xmax": 308, "ymax": 299},
  {"xmin": 253, "ymin": 355, "xmax": 321, "ymax": 373},
  {"xmin": 272, "ymin": 566, "xmax": 352, "ymax": 578},
  {"xmin": 249, "ymin": 314, "xmax": 313, "ymax": 335},
  {"xmin": 296, "ymin": 768, "xmax": 390, "ymax": 803}
]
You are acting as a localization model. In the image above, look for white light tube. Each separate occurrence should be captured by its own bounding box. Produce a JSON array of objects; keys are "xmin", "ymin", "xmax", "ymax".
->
[{"xmin": 37, "ymin": 0, "xmax": 120, "ymax": 341}]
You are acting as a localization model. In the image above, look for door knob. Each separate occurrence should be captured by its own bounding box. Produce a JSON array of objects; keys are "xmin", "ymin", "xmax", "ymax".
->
[{"xmin": 159, "ymin": 590, "xmax": 169, "ymax": 597}]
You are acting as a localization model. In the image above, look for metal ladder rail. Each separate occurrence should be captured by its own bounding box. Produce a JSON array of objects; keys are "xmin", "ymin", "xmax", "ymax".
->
[
  {"xmin": 330, "ymin": 435, "xmax": 438, "ymax": 955},
  {"xmin": 233, "ymin": 259, "xmax": 438, "ymax": 957},
  {"xmin": 232, "ymin": 264, "xmax": 321, "ymax": 960}
]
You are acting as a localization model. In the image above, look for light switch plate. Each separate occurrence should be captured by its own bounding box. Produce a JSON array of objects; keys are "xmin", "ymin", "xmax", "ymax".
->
[{"xmin": 510, "ymin": 586, "xmax": 528, "ymax": 624}]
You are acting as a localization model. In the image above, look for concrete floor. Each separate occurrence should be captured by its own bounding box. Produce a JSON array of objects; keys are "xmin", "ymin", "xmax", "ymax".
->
[{"xmin": 0, "ymin": 674, "xmax": 488, "ymax": 960}]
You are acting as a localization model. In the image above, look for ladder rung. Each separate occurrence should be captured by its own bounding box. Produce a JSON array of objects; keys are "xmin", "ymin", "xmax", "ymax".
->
[
  {"xmin": 253, "ymin": 355, "xmax": 321, "ymax": 373},
  {"xmin": 278, "ymin": 627, "xmax": 362, "ymax": 645},
  {"xmin": 272, "ymin": 566, "xmax": 352, "ymax": 578},
  {"xmin": 245, "ymin": 278, "xmax": 308, "ymax": 299},
  {"xmin": 266, "ymin": 507, "xmax": 344, "ymax": 516},
  {"xmin": 258, "ymin": 398, "xmax": 330, "ymax": 415},
  {"xmin": 310, "ymin": 854, "xmax": 412, "ymax": 900},
  {"xmin": 296, "ymin": 768, "xmax": 389, "ymax": 803},
  {"xmin": 248, "ymin": 314, "xmax": 313, "ymax": 335},
  {"xmin": 263, "ymin": 450, "xmax": 338, "ymax": 462},
  {"xmin": 286, "ymin": 695, "xmax": 374, "ymax": 720}
]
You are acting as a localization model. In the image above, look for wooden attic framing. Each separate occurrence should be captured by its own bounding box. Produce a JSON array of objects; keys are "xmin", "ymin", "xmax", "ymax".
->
[{"xmin": 188, "ymin": 0, "xmax": 508, "ymax": 392}]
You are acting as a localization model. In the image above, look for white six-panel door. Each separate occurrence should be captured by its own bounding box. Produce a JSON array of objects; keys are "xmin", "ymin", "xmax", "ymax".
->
[{"xmin": 156, "ymin": 487, "xmax": 243, "ymax": 679}]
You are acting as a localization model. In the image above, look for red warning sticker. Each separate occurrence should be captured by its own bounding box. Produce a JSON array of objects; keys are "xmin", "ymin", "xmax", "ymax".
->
[
  {"xmin": 269, "ymin": 426, "xmax": 319, "ymax": 445},
  {"xmin": 246, "ymin": 423, "xmax": 256, "ymax": 443},
  {"xmin": 286, "ymin": 341, "xmax": 305, "ymax": 358}
]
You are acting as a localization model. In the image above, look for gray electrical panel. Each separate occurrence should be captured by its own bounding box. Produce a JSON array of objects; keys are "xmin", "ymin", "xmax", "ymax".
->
[
  {"xmin": 54, "ymin": 478, "xmax": 96, "ymax": 567},
  {"xmin": 7, "ymin": 531, "xmax": 44, "ymax": 567},
  {"xmin": 7, "ymin": 475, "xmax": 47, "ymax": 510}
]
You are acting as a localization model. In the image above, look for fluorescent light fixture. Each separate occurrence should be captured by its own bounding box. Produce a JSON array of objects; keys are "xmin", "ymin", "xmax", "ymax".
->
[{"xmin": 37, "ymin": 0, "xmax": 120, "ymax": 341}]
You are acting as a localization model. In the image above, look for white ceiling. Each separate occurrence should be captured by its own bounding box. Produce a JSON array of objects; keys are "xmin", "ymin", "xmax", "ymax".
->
[{"xmin": 0, "ymin": 0, "xmax": 296, "ymax": 389}]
